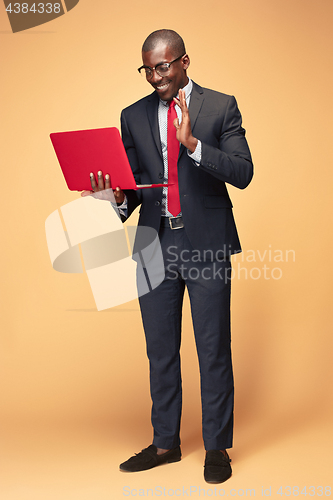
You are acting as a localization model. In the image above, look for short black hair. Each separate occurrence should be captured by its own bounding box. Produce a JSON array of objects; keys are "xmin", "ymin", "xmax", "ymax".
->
[{"xmin": 142, "ymin": 29, "xmax": 186, "ymax": 57}]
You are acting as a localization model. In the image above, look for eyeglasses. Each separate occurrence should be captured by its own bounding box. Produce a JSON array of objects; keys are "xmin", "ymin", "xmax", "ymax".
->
[{"xmin": 138, "ymin": 54, "xmax": 186, "ymax": 80}]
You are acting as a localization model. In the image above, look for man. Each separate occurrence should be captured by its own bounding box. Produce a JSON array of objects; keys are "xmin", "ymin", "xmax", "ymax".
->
[{"xmin": 88, "ymin": 29, "xmax": 253, "ymax": 483}]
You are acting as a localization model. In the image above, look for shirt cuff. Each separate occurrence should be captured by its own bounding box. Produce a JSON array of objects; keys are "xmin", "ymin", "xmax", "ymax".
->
[
  {"xmin": 187, "ymin": 140, "xmax": 202, "ymax": 165},
  {"xmin": 112, "ymin": 194, "xmax": 128, "ymax": 219}
]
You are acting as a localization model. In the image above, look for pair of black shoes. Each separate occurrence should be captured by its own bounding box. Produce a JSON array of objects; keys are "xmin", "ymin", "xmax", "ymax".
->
[{"xmin": 119, "ymin": 445, "xmax": 232, "ymax": 483}]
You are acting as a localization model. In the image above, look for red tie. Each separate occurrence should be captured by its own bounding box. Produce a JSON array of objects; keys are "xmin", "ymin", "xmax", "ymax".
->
[{"xmin": 167, "ymin": 100, "xmax": 181, "ymax": 216}]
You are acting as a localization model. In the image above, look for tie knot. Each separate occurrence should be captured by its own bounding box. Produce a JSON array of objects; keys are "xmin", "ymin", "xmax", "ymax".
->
[{"xmin": 169, "ymin": 100, "xmax": 176, "ymax": 109}]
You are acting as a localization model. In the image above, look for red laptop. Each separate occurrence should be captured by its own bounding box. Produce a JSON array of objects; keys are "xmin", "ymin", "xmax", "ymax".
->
[{"xmin": 50, "ymin": 127, "xmax": 169, "ymax": 191}]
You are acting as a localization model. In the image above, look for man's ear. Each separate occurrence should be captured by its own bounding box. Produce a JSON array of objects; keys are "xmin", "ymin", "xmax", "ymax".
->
[{"xmin": 182, "ymin": 54, "xmax": 190, "ymax": 70}]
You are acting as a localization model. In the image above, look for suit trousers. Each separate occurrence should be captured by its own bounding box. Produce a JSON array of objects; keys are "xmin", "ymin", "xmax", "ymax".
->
[{"xmin": 138, "ymin": 221, "xmax": 234, "ymax": 451}]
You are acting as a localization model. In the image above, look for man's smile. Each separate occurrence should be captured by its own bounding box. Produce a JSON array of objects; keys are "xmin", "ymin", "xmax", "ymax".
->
[{"xmin": 153, "ymin": 81, "xmax": 171, "ymax": 92}]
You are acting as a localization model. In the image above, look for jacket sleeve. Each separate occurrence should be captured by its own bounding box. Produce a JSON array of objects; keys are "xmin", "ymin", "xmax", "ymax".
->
[{"xmin": 198, "ymin": 96, "xmax": 253, "ymax": 189}]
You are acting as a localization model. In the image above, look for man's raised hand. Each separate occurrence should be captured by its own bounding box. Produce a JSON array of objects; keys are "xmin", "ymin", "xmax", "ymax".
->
[{"xmin": 173, "ymin": 89, "xmax": 198, "ymax": 153}]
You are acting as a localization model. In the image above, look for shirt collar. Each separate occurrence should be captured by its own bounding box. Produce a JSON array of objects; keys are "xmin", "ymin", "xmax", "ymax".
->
[{"xmin": 160, "ymin": 78, "xmax": 193, "ymax": 107}]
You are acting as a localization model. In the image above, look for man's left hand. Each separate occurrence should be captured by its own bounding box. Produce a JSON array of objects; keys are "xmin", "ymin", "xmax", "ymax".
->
[{"xmin": 173, "ymin": 89, "xmax": 198, "ymax": 153}]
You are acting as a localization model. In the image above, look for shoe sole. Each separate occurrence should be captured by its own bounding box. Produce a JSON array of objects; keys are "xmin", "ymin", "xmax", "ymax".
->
[{"xmin": 204, "ymin": 472, "xmax": 232, "ymax": 484}]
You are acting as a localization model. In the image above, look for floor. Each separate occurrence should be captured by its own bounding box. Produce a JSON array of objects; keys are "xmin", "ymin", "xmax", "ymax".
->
[{"xmin": 1, "ymin": 413, "xmax": 332, "ymax": 500}]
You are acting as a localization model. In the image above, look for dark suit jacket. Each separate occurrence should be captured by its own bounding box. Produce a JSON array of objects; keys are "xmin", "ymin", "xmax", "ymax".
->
[{"xmin": 121, "ymin": 81, "xmax": 253, "ymax": 256}]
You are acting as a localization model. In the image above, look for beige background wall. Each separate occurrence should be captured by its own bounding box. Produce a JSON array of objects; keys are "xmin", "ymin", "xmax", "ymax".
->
[{"xmin": 1, "ymin": 1, "xmax": 332, "ymax": 498}]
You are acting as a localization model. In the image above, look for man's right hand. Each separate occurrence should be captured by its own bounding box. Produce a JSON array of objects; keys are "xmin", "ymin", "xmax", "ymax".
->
[{"xmin": 81, "ymin": 170, "xmax": 125, "ymax": 204}]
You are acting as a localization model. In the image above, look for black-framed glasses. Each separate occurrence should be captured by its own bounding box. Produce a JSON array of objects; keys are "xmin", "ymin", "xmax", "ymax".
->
[{"xmin": 138, "ymin": 54, "xmax": 186, "ymax": 80}]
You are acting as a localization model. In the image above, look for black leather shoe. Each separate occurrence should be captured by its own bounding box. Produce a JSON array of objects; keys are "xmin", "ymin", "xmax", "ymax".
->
[
  {"xmin": 119, "ymin": 444, "xmax": 181, "ymax": 472},
  {"xmin": 204, "ymin": 450, "xmax": 232, "ymax": 483}
]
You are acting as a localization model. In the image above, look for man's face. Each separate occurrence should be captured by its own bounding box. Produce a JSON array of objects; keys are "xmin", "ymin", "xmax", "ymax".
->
[{"xmin": 142, "ymin": 42, "xmax": 189, "ymax": 102}]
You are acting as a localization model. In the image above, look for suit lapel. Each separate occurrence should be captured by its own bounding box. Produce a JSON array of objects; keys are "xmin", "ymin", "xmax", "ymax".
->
[
  {"xmin": 189, "ymin": 81, "xmax": 204, "ymax": 130},
  {"xmin": 146, "ymin": 92, "xmax": 163, "ymax": 158}
]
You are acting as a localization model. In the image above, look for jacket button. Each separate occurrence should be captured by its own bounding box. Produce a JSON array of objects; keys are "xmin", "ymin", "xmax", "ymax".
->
[
  {"xmin": 158, "ymin": 173, "xmax": 163, "ymax": 179},
  {"xmin": 155, "ymin": 201, "xmax": 161, "ymax": 206}
]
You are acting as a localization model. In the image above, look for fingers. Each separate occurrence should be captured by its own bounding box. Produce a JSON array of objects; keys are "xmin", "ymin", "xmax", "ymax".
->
[
  {"xmin": 114, "ymin": 187, "xmax": 125, "ymax": 204},
  {"xmin": 90, "ymin": 172, "xmax": 97, "ymax": 191},
  {"xmin": 174, "ymin": 89, "xmax": 186, "ymax": 108},
  {"xmin": 90, "ymin": 171, "xmax": 111, "ymax": 192},
  {"xmin": 89, "ymin": 172, "xmax": 123, "ymax": 203},
  {"xmin": 179, "ymin": 88, "xmax": 186, "ymax": 104},
  {"xmin": 97, "ymin": 170, "xmax": 104, "ymax": 190},
  {"xmin": 173, "ymin": 90, "xmax": 188, "ymax": 129}
]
